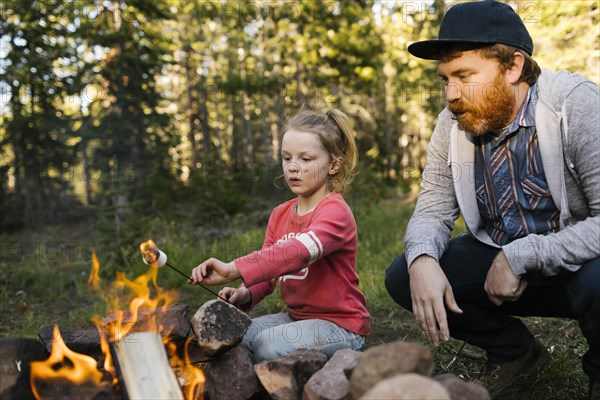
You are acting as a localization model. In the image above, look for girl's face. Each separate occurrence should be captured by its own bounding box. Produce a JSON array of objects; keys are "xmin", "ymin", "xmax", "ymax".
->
[{"xmin": 281, "ymin": 129, "xmax": 339, "ymax": 203}]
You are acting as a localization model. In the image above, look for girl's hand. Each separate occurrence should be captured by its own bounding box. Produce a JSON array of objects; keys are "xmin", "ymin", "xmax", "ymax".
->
[
  {"xmin": 188, "ymin": 258, "xmax": 241, "ymax": 286},
  {"xmin": 218, "ymin": 286, "xmax": 251, "ymax": 307}
]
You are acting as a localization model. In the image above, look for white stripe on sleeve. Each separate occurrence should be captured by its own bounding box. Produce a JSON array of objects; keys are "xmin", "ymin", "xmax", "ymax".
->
[
  {"xmin": 295, "ymin": 231, "xmax": 323, "ymax": 264},
  {"xmin": 307, "ymin": 230, "xmax": 323, "ymax": 257}
]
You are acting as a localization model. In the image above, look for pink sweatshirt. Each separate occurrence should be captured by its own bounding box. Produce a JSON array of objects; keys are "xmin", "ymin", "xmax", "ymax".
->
[{"xmin": 235, "ymin": 192, "xmax": 371, "ymax": 336}]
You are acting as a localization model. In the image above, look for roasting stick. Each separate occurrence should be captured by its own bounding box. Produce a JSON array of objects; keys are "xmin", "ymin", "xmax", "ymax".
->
[
  {"xmin": 442, "ymin": 341, "xmax": 466, "ymax": 373},
  {"xmin": 140, "ymin": 242, "xmax": 230, "ymax": 304}
]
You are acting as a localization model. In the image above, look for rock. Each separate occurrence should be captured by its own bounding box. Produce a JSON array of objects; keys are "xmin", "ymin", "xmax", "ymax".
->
[
  {"xmin": 349, "ymin": 341, "xmax": 434, "ymax": 399},
  {"xmin": 204, "ymin": 346, "xmax": 263, "ymax": 400},
  {"xmin": 342, "ymin": 356, "xmax": 360, "ymax": 381},
  {"xmin": 38, "ymin": 325, "xmax": 104, "ymax": 362},
  {"xmin": 0, "ymin": 338, "xmax": 48, "ymax": 400},
  {"xmin": 360, "ymin": 373, "xmax": 451, "ymax": 400},
  {"xmin": 434, "ymin": 373, "xmax": 491, "ymax": 400},
  {"xmin": 254, "ymin": 349, "xmax": 328, "ymax": 400},
  {"xmin": 303, "ymin": 349, "xmax": 362, "ymax": 400},
  {"xmin": 191, "ymin": 300, "xmax": 252, "ymax": 357},
  {"xmin": 176, "ymin": 339, "xmax": 212, "ymax": 365}
]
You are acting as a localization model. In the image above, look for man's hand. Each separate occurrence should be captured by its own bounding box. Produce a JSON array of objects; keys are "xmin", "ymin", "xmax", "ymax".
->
[
  {"xmin": 218, "ymin": 286, "xmax": 251, "ymax": 307},
  {"xmin": 484, "ymin": 251, "xmax": 527, "ymax": 306},
  {"xmin": 409, "ymin": 255, "xmax": 463, "ymax": 346},
  {"xmin": 188, "ymin": 258, "xmax": 241, "ymax": 286}
]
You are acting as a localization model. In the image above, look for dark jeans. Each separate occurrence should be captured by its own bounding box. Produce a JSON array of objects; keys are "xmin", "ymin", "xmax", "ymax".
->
[{"xmin": 385, "ymin": 233, "xmax": 600, "ymax": 380}]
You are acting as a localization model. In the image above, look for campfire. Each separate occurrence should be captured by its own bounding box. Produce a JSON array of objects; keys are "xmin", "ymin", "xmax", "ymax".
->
[
  {"xmin": 4, "ymin": 241, "xmax": 492, "ymax": 400},
  {"xmin": 28, "ymin": 244, "xmax": 205, "ymax": 400}
]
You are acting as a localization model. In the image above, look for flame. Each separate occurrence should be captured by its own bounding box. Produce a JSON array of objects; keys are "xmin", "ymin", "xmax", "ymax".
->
[
  {"xmin": 139, "ymin": 239, "xmax": 157, "ymax": 253},
  {"xmin": 167, "ymin": 339, "xmax": 205, "ymax": 400},
  {"xmin": 30, "ymin": 326, "xmax": 104, "ymax": 399},
  {"xmin": 181, "ymin": 340, "xmax": 205, "ymax": 400},
  {"xmin": 104, "ymin": 266, "xmax": 176, "ymax": 341},
  {"xmin": 97, "ymin": 326, "xmax": 116, "ymax": 379},
  {"xmin": 30, "ymin": 241, "xmax": 205, "ymax": 398},
  {"xmin": 88, "ymin": 251, "xmax": 100, "ymax": 290}
]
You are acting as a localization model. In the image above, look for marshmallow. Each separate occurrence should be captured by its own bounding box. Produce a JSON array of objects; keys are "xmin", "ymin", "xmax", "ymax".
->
[{"xmin": 140, "ymin": 242, "xmax": 168, "ymax": 268}]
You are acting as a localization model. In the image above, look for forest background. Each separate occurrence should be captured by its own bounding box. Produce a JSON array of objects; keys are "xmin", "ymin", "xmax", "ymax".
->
[{"xmin": 0, "ymin": 1, "xmax": 599, "ymax": 398}]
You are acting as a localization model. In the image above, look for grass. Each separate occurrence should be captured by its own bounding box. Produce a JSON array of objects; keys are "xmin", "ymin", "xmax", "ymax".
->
[{"xmin": 0, "ymin": 193, "xmax": 589, "ymax": 399}]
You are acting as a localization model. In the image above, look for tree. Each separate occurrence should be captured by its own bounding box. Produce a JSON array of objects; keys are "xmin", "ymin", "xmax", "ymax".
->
[
  {"xmin": 1, "ymin": 0, "xmax": 82, "ymax": 228},
  {"xmin": 515, "ymin": 0, "xmax": 599, "ymax": 85},
  {"xmin": 77, "ymin": 0, "xmax": 175, "ymax": 239}
]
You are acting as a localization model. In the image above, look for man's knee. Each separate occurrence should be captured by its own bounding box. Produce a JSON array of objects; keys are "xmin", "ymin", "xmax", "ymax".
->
[
  {"xmin": 385, "ymin": 254, "xmax": 412, "ymax": 311},
  {"xmin": 575, "ymin": 257, "xmax": 600, "ymax": 310}
]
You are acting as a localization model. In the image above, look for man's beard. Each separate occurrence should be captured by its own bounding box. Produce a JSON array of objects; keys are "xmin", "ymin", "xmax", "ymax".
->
[{"xmin": 448, "ymin": 72, "xmax": 516, "ymax": 136}]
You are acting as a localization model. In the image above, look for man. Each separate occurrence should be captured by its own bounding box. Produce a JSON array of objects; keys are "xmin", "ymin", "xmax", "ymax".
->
[{"xmin": 384, "ymin": 1, "xmax": 599, "ymax": 399}]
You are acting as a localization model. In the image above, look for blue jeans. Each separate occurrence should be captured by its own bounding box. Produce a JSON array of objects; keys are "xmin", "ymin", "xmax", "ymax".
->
[{"xmin": 240, "ymin": 312, "xmax": 365, "ymax": 361}]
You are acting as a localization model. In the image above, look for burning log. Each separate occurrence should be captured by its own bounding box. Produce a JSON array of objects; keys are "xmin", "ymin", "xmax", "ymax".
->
[
  {"xmin": 101, "ymin": 303, "xmax": 191, "ymax": 348},
  {"xmin": 110, "ymin": 332, "xmax": 183, "ymax": 400},
  {"xmin": 29, "ymin": 326, "xmax": 115, "ymax": 400},
  {"xmin": 38, "ymin": 324, "xmax": 106, "ymax": 363}
]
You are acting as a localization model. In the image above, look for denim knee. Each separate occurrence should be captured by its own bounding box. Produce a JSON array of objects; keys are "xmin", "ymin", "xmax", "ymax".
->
[{"xmin": 249, "ymin": 335, "xmax": 291, "ymax": 361}]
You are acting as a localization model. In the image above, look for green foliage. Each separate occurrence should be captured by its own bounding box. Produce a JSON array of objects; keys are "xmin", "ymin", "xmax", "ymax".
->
[
  {"xmin": 515, "ymin": 0, "xmax": 600, "ymax": 85},
  {"xmin": 78, "ymin": 0, "xmax": 176, "ymax": 211},
  {"xmin": 0, "ymin": 0, "xmax": 83, "ymax": 227},
  {"xmin": 3, "ymin": 1, "xmax": 596, "ymax": 232},
  {"xmin": 186, "ymin": 169, "xmax": 249, "ymax": 218}
]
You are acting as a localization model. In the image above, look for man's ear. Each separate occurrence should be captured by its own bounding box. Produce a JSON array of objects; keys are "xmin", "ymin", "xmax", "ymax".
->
[
  {"xmin": 507, "ymin": 52, "xmax": 525, "ymax": 84},
  {"xmin": 329, "ymin": 161, "xmax": 340, "ymax": 175}
]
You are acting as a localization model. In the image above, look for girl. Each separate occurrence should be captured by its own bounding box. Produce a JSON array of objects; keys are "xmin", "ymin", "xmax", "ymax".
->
[{"xmin": 189, "ymin": 109, "xmax": 370, "ymax": 361}]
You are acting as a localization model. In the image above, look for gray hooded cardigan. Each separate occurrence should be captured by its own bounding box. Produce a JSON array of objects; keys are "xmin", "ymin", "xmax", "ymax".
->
[{"xmin": 404, "ymin": 69, "xmax": 600, "ymax": 277}]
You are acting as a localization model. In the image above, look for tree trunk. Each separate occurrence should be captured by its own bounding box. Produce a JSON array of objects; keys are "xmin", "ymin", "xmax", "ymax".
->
[
  {"xmin": 184, "ymin": 51, "xmax": 198, "ymax": 174},
  {"xmin": 383, "ymin": 63, "xmax": 399, "ymax": 182},
  {"xmin": 295, "ymin": 59, "xmax": 308, "ymax": 106},
  {"xmin": 261, "ymin": 94, "xmax": 273, "ymax": 165},
  {"xmin": 111, "ymin": 0, "xmax": 128, "ymax": 242},
  {"xmin": 81, "ymin": 138, "xmax": 94, "ymax": 206},
  {"xmin": 199, "ymin": 72, "xmax": 211, "ymax": 163}
]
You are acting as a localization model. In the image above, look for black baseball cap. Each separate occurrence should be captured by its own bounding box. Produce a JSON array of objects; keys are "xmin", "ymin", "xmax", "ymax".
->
[{"xmin": 408, "ymin": 0, "xmax": 533, "ymax": 60}]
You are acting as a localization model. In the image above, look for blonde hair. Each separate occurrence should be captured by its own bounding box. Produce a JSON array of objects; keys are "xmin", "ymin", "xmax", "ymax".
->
[{"xmin": 283, "ymin": 109, "xmax": 358, "ymax": 195}]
